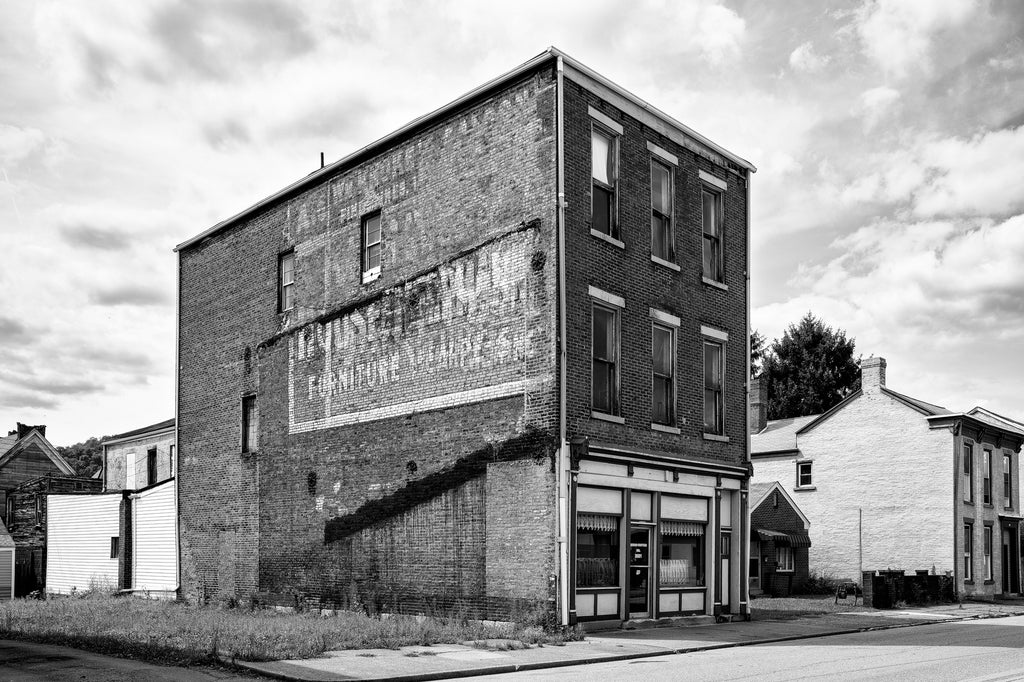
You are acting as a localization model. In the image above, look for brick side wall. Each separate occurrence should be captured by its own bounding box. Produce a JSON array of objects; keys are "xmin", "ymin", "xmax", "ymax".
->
[
  {"xmin": 561, "ymin": 78, "xmax": 748, "ymax": 465},
  {"xmin": 179, "ymin": 69, "xmax": 560, "ymax": 615},
  {"xmin": 752, "ymin": 391, "xmax": 953, "ymax": 582}
]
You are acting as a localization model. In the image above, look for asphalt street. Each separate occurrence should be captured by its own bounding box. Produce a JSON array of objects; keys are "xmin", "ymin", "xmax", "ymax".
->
[
  {"xmin": 469, "ymin": 616, "xmax": 1024, "ymax": 681},
  {"xmin": 0, "ymin": 639, "xmax": 261, "ymax": 682}
]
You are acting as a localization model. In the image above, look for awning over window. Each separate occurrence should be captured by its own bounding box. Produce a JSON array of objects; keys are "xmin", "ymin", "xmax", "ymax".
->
[
  {"xmin": 578, "ymin": 513, "xmax": 618, "ymax": 532},
  {"xmin": 756, "ymin": 528, "xmax": 811, "ymax": 548}
]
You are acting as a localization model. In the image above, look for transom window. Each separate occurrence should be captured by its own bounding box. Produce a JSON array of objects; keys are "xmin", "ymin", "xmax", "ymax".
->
[
  {"xmin": 703, "ymin": 340, "xmax": 724, "ymax": 434},
  {"xmin": 361, "ymin": 212, "xmax": 382, "ymax": 281},
  {"xmin": 592, "ymin": 303, "xmax": 620, "ymax": 415},
  {"xmin": 701, "ymin": 188, "xmax": 723, "ymax": 282},
  {"xmin": 651, "ymin": 159, "xmax": 673, "ymax": 261},
  {"xmin": 591, "ymin": 127, "xmax": 618, "ymax": 239},
  {"xmin": 652, "ymin": 324, "xmax": 674, "ymax": 425}
]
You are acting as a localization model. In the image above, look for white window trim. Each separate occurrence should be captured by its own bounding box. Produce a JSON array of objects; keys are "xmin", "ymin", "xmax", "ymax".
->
[
  {"xmin": 699, "ymin": 169, "xmax": 727, "ymax": 191},
  {"xmin": 647, "ymin": 141, "xmax": 678, "ymax": 166},
  {"xmin": 652, "ymin": 254, "xmax": 681, "ymax": 271},
  {"xmin": 700, "ymin": 325, "xmax": 728, "ymax": 342},
  {"xmin": 796, "ymin": 460, "xmax": 814, "ymax": 489},
  {"xmin": 592, "ymin": 411, "xmax": 625, "ymax": 424},
  {"xmin": 777, "ymin": 545, "xmax": 795, "ymax": 572},
  {"xmin": 702, "ymin": 276, "xmax": 728, "ymax": 291},
  {"xmin": 649, "ymin": 308, "xmax": 680, "ymax": 327},
  {"xmin": 588, "ymin": 106, "xmax": 623, "ymax": 135},
  {"xmin": 590, "ymin": 228, "xmax": 625, "ymax": 249},
  {"xmin": 361, "ymin": 267, "xmax": 381, "ymax": 284},
  {"xmin": 651, "ymin": 423, "xmax": 681, "ymax": 435},
  {"xmin": 589, "ymin": 286, "xmax": 625, "ymax": 309}
]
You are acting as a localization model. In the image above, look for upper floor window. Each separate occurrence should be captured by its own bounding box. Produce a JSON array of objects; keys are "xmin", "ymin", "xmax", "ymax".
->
[
  {"xmin": 651, "ymin": 323, "xmax": 675, "ymax": 425},
  {"xmin": 361, "ymin": 212, "xmax": 382, "ymax": 283},
  {"xmin": 651, "ymin": 159, "xmax": 673, "ymax": 262},
  {"xmin": 703, "ymin": 339, "xmax": 724, "ymax": 435},
  {"xmin": 983, "ymin": 448, "xmax": 993, "ymax": 505},
  {"xmin": 1004, "ymin": 453, "xmax": 1012, "ymax": 509},
  {"xmin": 241, "ymin": 395, "xmax": 258, "ymax": 453},
  {"xmin": 591, "ymin": 127, "xmax": 618, "ymax": 239},
  {"xmin": 701, "ymin": 187, "xmax": 723, "ymax": 282},
  {"xmin": 797, "ymin": 461, "xmax": 813, "ymax": 488},
  {"xmin": 963, "ymin": 443, "xmax": 974, "ymax": 503},
  {"xmin": 592, "ymin": 302, "xmax": 620, "ymax": 416},
  {"xmin": 146, "ymin": 447, "xmax": 157, "ymax": 487},
  {"xmin": 278, "ymin": 250, "xmax": 295, "ymax": 312}
]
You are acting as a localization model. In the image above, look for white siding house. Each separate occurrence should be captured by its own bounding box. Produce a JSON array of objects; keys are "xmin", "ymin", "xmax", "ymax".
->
[
  {"xmin": 0, "ymin": 522, "xmax": 13, "ymax": 599},
  {"xmin": 46, "ymin": 494, "xmax": 120, "ymax": 593},
  {"xmin": 131, "ymin": 480, "xmax": 177, "ymax": 596}
]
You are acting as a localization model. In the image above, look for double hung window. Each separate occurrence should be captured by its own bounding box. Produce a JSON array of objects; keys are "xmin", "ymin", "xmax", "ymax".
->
[
  {"xmin": 361, "ymin": 212, "xmax": 382, "ymax": 282},
  {"xmin": 797, "ymin": 461, "xmax": 813, "ymax": 488},
  {"xmin": 983, "ymin": 449, "xmax": 993, "ymax": 505},
  {"xmin": 651, "ymin": 159, "xmax": 673, "ymax": 261},
  {"xmin": 984, "ymin": 526, "xmax": 993, "ymax": 581},
  {"xmin": 592, "ymin": 303, "xmax": 620, "ymax": 416},
  {"xmin": 964, "ymin": 523, "xmax": 974, "ymax": 581},
  {"xmin": 278, "ymin": 250, "xmax": 295, "ymax": 312},
  {"xmin": 1004, "ymin": 454, "xmax": 1013, "ymax": 509},
  {"xmin": 241, "ymin": 395, "xmax": 258, "ymax": 453},
  {"xmin": 777, "ymin": 545, "xmax": 795, "ymax": 572},
  {"xmin": 591, "ymin": 127, "xmax": 618, "ymax": 239},
  {"xmin": 701, "ymin": 187, "xmax": 723, "ymax": 282},
  {"xmin": 652, "ymin": 323, "xmax": 675, "ymax": 425},
  {"xmin": 963, "ymin": 444, "xmax": 974, "ymax": 503},
  {"xmin": 703, "ymin": 340, "xmax": 724, "ymax": 435}
]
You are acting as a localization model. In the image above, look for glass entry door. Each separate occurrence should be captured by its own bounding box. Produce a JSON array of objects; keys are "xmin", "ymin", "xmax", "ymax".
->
[{"xmin": 629, "ymin": 527, "xmax": 651, "ymax": 617}]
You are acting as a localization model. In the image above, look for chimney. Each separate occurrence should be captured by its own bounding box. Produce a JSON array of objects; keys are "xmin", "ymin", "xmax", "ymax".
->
[
  {"xmin": 750, "ymin": 376, "xmax": 768, "ymax": 434},
  {"xmin": 16, "ymin": 423, "xmax": 45, "ymax": 439},
  {"xmin": 861, "ymin": 356, "xmax": 886, "ymax": 393}
]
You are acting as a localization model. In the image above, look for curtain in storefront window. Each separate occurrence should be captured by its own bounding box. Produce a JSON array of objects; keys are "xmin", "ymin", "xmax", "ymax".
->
[
  {"xmin": 578, "ymin": 513, "xmax": 618, "ymax": 532},
  {"xmin": 662, "ymin": 520, "xmax": 704, "ymax": 536}
]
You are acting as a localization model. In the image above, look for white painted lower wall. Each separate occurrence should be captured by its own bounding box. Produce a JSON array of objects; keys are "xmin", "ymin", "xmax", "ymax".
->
[
  {"xmin": 0, "ymin": 548, "xmax": 13, "ymax": 599},
  {"xmin": 46, "ymin": 494, "xmax": 121, "ymax": 594},
  {"xmin": 132, "ymin": 480, "xmax": 177, "ymax": 594}
]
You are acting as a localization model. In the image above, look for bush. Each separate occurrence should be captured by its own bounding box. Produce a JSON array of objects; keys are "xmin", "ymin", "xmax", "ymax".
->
[{"xmin": 799, "ymin": 572, "xmax": 839, "ymax": 595}]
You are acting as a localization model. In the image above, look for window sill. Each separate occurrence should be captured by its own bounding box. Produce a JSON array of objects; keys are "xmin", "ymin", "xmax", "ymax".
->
[
  {"xmin": 793, "ymin": 486, "xmax": 816, "ymax": 492},
  {"xmin": 590, "ymin": 228, "xmax": 625, "ymax": 249},
  {"xmin": 702, "ymin": 276, "xmax": 728, "ymax": 291},
  {"xmin": 362, "ymin": 269, "xmax": 381, "ymax": 284},
  {"xmin": 984, "ymin": 580, "xmax": 996, "ymax": 585},
  {"xmin": 983, "ymin": 503, "xmax": 994, "ymax": 509},
  {"xmin": 592, "ymin": 411, "xmax": 625, "ymax": 425},
  {"xmin": 964, "ymin": 580, "xmax": 974, "ymax": 585},
  {"xmin": 651, "ymin": 423, "xmax": 681, "ymax": 435},
  {"xmin": 651, "ymin": 255, "xmax": 681, "ymax": 272},
  {"xmin": 964, "ymin": 500, "xmax": 975, "ymax": 506},
  {"xmin": 703, "ymin": 432, "xmax": 729, "ymax": 443},
  {"xmin": 777, "ymin": 569, "xmax": 795, "ymax": 573}
]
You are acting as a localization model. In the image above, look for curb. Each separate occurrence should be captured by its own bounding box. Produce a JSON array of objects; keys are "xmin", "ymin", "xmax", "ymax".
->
[{"xmin": 234, "ymin": 611, "xmax": 1024, "ymax": 682}]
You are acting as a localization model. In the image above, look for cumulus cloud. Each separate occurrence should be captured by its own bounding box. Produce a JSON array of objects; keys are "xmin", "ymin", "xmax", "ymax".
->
[
  {"xmin": 860, "ymin": 86, "xmax": 900, "ymax": 130},
  {"xmin": 856, "ymin": 0, "xmax": 977, "ymax": 78},
  {"xmin": 58, "ymin": 224, "xmax": 133, "ymax": 251},
  {"xmin": 789, "ymin": 41, "xmax": 830, "ymax": 73},
  {"xmin": 0, "ymin": 124, "xmax": 47, "ymax": 165}
]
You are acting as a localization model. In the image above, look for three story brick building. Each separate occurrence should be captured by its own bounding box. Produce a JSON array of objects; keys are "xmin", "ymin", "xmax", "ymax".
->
[{"xmin": 175, "ymin": 48, "xmax": 754, "ymax": 626}]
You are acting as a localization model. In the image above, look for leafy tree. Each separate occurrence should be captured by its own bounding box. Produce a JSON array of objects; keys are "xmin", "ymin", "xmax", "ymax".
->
[
  {"xmin": 750, "ymin": 330, "xmax": 766, "ymax": 378},
  {"xmin": 760, "ymin": 313, "xmax": 860, "ymax": 420},
  {"xmin": 56, "ymin": 436, "xmax": 105, "ymax": 478}
]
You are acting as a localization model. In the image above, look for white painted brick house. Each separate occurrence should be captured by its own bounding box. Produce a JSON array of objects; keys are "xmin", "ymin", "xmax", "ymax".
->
[{"xmin": 751, "ymin": 357, "xmax": 1024, "ymax": 600}]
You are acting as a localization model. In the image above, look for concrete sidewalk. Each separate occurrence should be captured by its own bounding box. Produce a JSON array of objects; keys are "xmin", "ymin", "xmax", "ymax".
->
[{"xmin": 235, "ymin": 602, "xmax": 1024, "ymax": 682}]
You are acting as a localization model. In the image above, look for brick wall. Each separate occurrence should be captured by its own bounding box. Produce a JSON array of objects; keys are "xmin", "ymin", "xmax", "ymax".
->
[
  {"xmin": 752, "ymin": 390, "xmax": 953, "ymax": 581},
  {"xmin": 178, "ymin": 68, "xmax": 561, "ymax": 615},
  {"xmin": 104, "ymin": 432, "xmax": 175, "ymax": 490},
  {"xmin": 561, "ymin": 78, "xmax": 748, "ymax": 465}
]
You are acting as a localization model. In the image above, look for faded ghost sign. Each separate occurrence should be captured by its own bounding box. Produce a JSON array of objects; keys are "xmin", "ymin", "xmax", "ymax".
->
[{"xmin": 288, "ymin": 228, "xmax": 545, "ymax": 434}]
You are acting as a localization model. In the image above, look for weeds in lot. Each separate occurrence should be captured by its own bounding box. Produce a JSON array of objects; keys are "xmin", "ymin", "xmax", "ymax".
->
[{"xmin": 0, "ymin": 591, "xmax": 582, "ymax": 664}]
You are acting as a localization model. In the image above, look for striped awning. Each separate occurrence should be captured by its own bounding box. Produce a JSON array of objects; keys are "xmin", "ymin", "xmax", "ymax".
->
[
  {"xmin": 662, "ymin": 521, "xmax": 704, "ymax": 537},
  {"xmin": 578, "ymin": 513, "xmax": 618, "ymax": 532},
  {"xmin": 756, "ymin": 528, "xmax": 811, "ymax": 548}
]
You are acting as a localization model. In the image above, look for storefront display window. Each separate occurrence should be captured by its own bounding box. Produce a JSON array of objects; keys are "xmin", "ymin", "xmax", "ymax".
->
[
  {"xmin": 659, "ymin": 520, "xmax": 704, "ymax": 587},
  {"xmin": 577, "ymin": 513, "xmax": 620, "ymax": 587}
]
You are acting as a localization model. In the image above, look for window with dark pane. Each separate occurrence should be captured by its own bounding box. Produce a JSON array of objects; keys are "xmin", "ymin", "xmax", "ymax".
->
[
  {"xmin": 652, "ymin": 323, "xmax": 674, "ymax": 424},
  {"xmin": 703, "ymin": 340, "xmax": 723, "ymax": 434},
  {"xmin": 651, "ymin": 160, "xmax": 673, "ymax": 261},
  {"xmin": 702, "ymin": 188, "xmax": 722, "ymax": 281},
  {"xmin": 362, "ymin": 212, "xmax": 381, "ymax": 277},
  {"xmin": 592, "ymin": 304, "xmax": 618, "ymax": 415},
  {"xmin": 241, "ymin": 395, "xmax": 258, "ymax": 453},
  {"xmin": 591, "ymin": 128, "xmax": 617, "ymax": 238},
  {"xmin": 278, "ymin": 250, "xmax": 295, "ymax": 312}
]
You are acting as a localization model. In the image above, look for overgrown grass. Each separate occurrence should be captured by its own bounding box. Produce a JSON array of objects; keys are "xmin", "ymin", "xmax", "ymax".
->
[
  {"xmin": 749, "ymin": 594, "xmax": 873, "ymax": 621},
  {"xmin": 0, "ymin": 593, "xmax": 582, "ymax": 665}
]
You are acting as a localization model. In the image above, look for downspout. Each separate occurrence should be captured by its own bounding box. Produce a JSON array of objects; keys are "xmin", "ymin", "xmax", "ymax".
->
[
  {"xmin": 174, "ymin": 250, "xmax": 182, "ymax": 596},
  {"xmin": 555, "ymin": 54, "xmax": 571, "ymax": 627},
  {"xmin": 741, "ymin": 168, "xmax": 753, "ymax": 616}
]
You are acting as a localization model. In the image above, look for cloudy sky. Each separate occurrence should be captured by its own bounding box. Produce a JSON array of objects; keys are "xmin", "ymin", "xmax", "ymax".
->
[{"xmin": 1, "ymin": 0, "xmax": 1023, "ymax": 445}]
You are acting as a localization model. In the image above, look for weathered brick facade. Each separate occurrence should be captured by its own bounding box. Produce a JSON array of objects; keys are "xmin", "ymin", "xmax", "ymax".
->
[
  {"xmin": 177, "ymin": 50, "xmax": 753, "ymax": 624},
  {"xmin": 102, "ymin": 418, "xmax": 175, "ymax": 491}
]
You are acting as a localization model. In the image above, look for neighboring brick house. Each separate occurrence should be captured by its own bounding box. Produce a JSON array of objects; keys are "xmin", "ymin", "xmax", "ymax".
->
[
  {"xmin": 749, "ymin": 481, "xmax": 810, "ymax": 597},
  {"xmin": 751, "ymin": 357, "xmax": 1024, "ymax": 600},
  {"xmin": 0, "ymin": 423, "xmax": 76, "ymax": 526},
  {"xmin": 102, "ymin": 418, "xmax": 175, "ymax": 491},
  {"xmin": 175, "ymin": 48, "xmax": 754, "ymax": 625}
]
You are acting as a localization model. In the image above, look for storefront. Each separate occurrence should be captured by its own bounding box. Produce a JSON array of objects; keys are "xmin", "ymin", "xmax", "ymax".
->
[{"xmin": 569, "ymin": 448, "xmax": 748, "ymax": 624}]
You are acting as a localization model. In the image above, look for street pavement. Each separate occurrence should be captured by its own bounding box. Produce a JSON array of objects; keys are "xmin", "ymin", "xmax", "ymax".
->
[{"xmin": 234, "ymin": 601, "xmax": 1024, "ymax": 682}]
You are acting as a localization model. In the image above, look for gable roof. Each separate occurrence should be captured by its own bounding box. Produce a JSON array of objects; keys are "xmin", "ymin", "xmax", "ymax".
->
[
  {"xmin": 881, "ymin": 387, "xmax": 952, "ymax": 416},
  {"xmin": 751, "ymin": 414, "xmax": 816, "ymax": 454},
  {"xmin": 102, "ymin": 418, "xmax": 175, "ymax": 446},
  {"xmin": 749, "ymin": 481, "xmax": 810, "ymax": 529},
  {"xmin": 0, "ymin": 434, "xmax": 16, "ymax": 458},
  {"xmin": 0, "ymin": 428, "xmax": 74, "ymax": 476}
]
